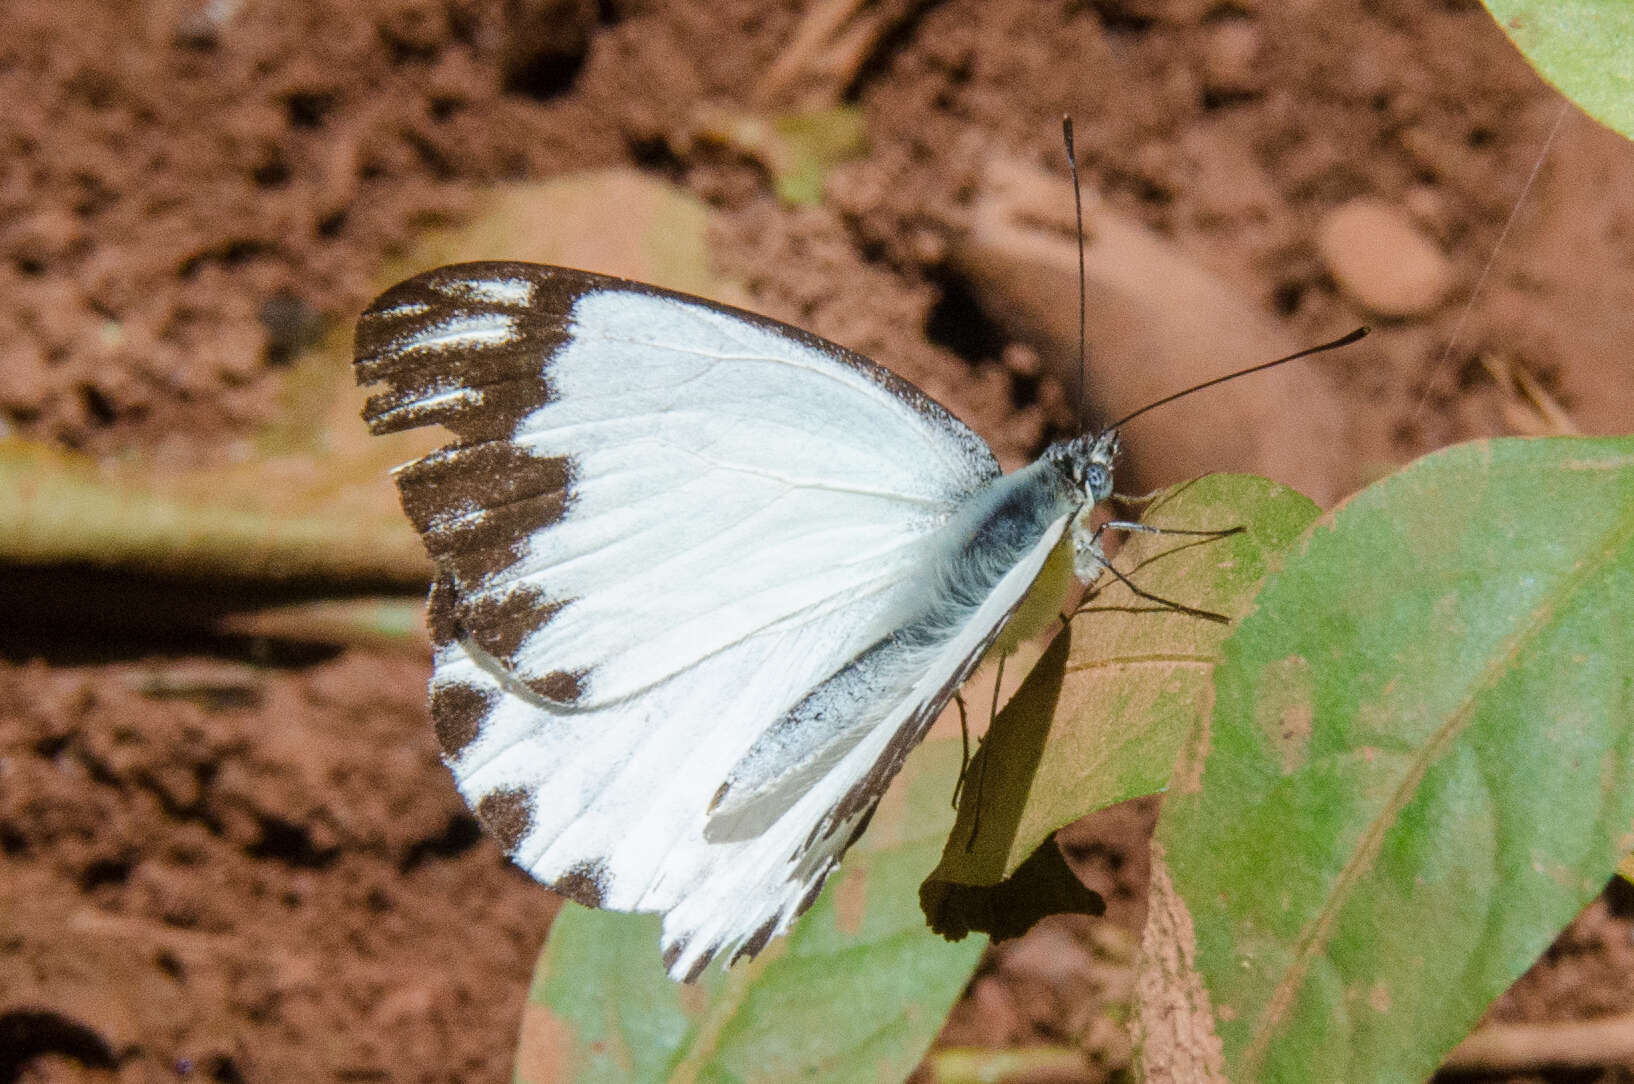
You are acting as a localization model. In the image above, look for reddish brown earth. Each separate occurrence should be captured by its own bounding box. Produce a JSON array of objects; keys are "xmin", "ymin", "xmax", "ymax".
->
[{"xmin": 3, "ymin": 1, "xmax": 1632, "ymax": 1080}]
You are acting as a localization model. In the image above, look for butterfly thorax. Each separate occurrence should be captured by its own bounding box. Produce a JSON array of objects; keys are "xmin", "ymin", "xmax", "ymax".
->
[
  {"xmin": 912, "ymin": 428, "xmax": 1117, "ymax": 637},
  {"xmin": 949, "ymin": 429, "xmax": 1116, "ymax": 658},
  {"xmin": 1042, "ymin": 429, "xmax": 1120, "ymax": 583}
]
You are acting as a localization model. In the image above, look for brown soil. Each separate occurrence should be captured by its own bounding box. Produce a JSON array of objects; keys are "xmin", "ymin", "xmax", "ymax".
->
[{"xmin": 3, "ymin": 0, "xmax": 1631, "ymax": 1080}]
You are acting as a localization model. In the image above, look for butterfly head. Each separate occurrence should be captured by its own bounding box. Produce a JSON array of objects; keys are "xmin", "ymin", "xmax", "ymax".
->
[{"xmin": 1046, "ymin": 429, "xmax": 1120, "ymax": 508}]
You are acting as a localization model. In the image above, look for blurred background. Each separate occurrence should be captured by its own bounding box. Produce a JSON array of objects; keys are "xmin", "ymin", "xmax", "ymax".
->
[{"xmin": 1, "ymin": 0, "xmax": 1630, "ymax": 1080}]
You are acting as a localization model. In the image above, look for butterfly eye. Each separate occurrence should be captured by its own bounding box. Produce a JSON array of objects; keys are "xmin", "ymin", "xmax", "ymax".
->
[{"xmin": 1085, "ymin": 463, "xmax": 1111, "ymax": 500}]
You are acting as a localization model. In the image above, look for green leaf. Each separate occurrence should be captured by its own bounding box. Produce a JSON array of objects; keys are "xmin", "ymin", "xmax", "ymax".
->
[
  {"xmin": 770, "ymin": 107, "xmax": 869, "ymax": 205},
  {"xmin": 1152, "ymin": 435, "xmax": 1634, "ymax": 1082},
  {"xmin": 516, "ymin": 736, "xmax": 984, "ymax": 1083},
  {"xmin": 922, "ymin": 475, "xmax": 1320, "ymax": 936},
  {"xmin": 689, "ymin": 106, "xmax": 868, "ymax": 206},
  {"xmin": 1483, "ymin": 1, "xmax": 1634, "ymax": 140}
]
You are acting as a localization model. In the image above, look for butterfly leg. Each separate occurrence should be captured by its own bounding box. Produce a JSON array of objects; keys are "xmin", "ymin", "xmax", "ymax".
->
[
  {"xmin": 951, "ymin": 692, "xmax": 971, "ymax": 810},
  {"xmin": 1082, "ymin": 558, "xmax": 1232, "ymax": 624},
  {"xmin": 961, "ymin": 653, "xmax": 1006, "ymax": 852},
  {"xmin": 1073, "ymin": 520, "xmax": 1241, "ymax": 624},
  {"xmin": 1106, "ymin": 476, "xmax": 1242, "ymax": 539},
  {"xmin": 1101, "ymin": 519, "xmax": 1244, "ymax": 541},
  {"xmin": 1102, "ymin": 471, "xmax": 1243, "ymax": 551}
]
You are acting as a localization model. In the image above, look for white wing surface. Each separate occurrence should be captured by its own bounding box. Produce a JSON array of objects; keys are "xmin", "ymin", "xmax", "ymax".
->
[{"xmin": 356, "ymin": 262, "xmax": 1037, "ymax": 977}]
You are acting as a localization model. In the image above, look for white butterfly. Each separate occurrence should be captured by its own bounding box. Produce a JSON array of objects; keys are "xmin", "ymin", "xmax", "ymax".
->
[{"xmin": 354, "ymin": 260, "xmax": 1125, "ymax": 981}]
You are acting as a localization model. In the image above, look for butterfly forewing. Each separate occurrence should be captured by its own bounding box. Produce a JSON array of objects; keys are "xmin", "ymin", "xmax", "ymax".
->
[
  {"xmin": 358, "ymin": 264, "xmax": 1000, "ymax": 705},
  {"xmin": 355, "ymin": 261, "xmax": 1034, "ymax": 978}
]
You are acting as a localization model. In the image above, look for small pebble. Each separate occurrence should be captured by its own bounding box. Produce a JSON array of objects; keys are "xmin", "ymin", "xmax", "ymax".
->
[{"xmin": 1318, "ymin": 197, "xmax": 1454, "ymax": 318}]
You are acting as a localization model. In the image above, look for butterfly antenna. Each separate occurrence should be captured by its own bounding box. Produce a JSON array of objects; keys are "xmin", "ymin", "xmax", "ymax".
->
[
  {"xmin": 1104, "ymin": 327, "xmax": 1369, "ymax": 433},
  {"xmin": 1063, "ymin": 115, "xmax": 1088, "ymax": 432}
]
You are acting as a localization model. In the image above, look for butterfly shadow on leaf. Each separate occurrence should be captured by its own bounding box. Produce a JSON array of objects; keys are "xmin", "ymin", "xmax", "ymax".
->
[{"xmin": 920, "ymin": 628, "xmax": 1105, "ymax": 942}]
